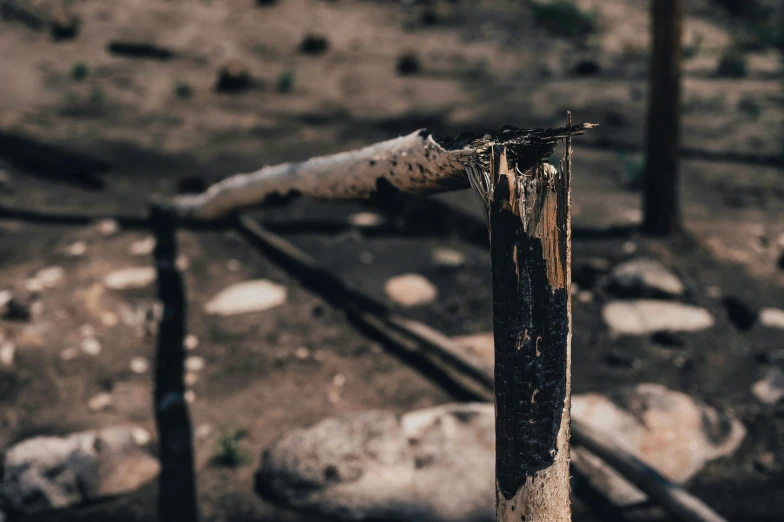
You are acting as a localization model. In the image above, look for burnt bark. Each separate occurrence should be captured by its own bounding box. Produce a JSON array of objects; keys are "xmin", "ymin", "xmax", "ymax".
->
[
  {"xmin": 643, "ymin": 0, "xmax": 683, "ymax": 235},
  {"xmin": 150, "ymin": 203, "xmax": 198, "ymax": 522},
  {"xmin": 484, "ymin": 137, "xmax": 572, "ymax": 521}
]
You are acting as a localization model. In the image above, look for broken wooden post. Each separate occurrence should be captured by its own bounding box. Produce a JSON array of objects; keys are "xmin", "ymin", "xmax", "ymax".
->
[
  {"xmin": 643, "ymin": 0, "xmax": 683, "ymax": 235},
  {"xmin": 467, "ymin": 122, "xmax": 573, "ymax": 521},
  {"xmin": 150, "ymin": 202, "xmax": 198, "ymax": 522}
]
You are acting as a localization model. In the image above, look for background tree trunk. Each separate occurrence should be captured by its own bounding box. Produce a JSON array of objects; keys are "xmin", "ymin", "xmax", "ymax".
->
[
  {"xmin": 489, "ymin": 139, "xmax": 572, "ymax": 521},
  {"xmin": 643, "ymin": 0, "xmax": 683, "ymax": 235}
]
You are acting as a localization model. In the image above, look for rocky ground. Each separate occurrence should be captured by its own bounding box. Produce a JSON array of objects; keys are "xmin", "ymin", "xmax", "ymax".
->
[{"xmin": 0, "ymin": 0, "xmax": 783, "ymax": 521}]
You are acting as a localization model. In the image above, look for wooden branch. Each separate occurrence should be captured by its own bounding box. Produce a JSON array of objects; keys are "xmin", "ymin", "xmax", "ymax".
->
[
  {"xmin": 233, "ymin": 213, "xmax": 730, "ymax": 522},
  {"xmin": 477, "ymin": 134, "xmax": 572, "ymax": 521},
  {"xmin": 150, "ymin": 203, "xmax": 198, "ymax": 522},
  {"xmin": 171, "ymin": 124, "xmax": 595, "ymax": 220}
]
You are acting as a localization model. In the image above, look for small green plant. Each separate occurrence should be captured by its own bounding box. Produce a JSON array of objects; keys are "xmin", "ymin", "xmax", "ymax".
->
[
  {"xmin": 276, "ymin": 70, "xmax": 295, "ymax": 93},
  {"xmin": 71, "ymin": 61, "xmax": 89, "ymax": 81},
  {"xmin": 212, "ymin": 428, "xmax": 249, "ymax": 467},
  {"xmin": 737, "ymin": 96, "xmax": 761, "ymax": 119},
  {"xmin": 715, "ymin": 47, "xmax": 747, "ymax": 78},
  {"xmin": 174, "ymin": 80, "xmax": 193, "ymax": 99},
  {"xmin": 681, "ymin": 33, "xmax": 703, "ymax": 60},
  {"xmin": 531, "ymin": 0, "xmax": 599, "ymax": 38},
  {"xmin": 619, "ymin": 153, "xmax": 645, "ymax": 190}
]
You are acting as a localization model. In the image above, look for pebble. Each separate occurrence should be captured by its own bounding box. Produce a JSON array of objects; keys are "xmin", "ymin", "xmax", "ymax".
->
[
  {"xmin": 608, "ymin": 257, "xmax": 685, "ymax": 298},
  {"xmin": 754, "ymin": 452, "xmax": 779, "ymax": 474},
  {"xmin": 176, "ymin": 255, "xmax": 190, "ymax": 271},
  {"xmin": 196, "ymin": 424, "xmax": 213, "ymax": 440},
  {"xmin": 384, "ymin": 273, "xmax": 438, "ymax": 307},
  {"xmin": 184, "ymin": 390, "xmax": 196, "ymax": 404},
  {"xmin": 602, "ymin": 300, "xmax": 714, "ymax": 336},
  {"xmin": 88, "ymin": 393, "xmax": 112, "ymax": 412},
  {"xmin": 184, "ymin": 334, "xmax": 199, "ymax": 350},
  {"xmin": 332, "ymin": 374, "xmax": 346, "ymax": 387},
  {"xmin": 432, "ymin": 247, "xmax": 466, "ymax": 268},
  {"xmin": 0, "ymin": 341, "xmax": 15, "ymax": 367},
  {"xmin": 760, "ymin": 308, "xmax": 784, "ymax": 330},
  {"xmin": 129, "ymin": 237, "xmax": 155, "ymax": 256},
  {"xmin": 26, "ymin": 266, "xmax": 65, "ymax": 292},
  {"xmin": 751, "ymin": 368, "xmax": 784, "ymax": 404},
  {"xmin": 577, "ymin": 291, "xmax": 593, "ymax": 303},
  {"xmin": 705, "ymin": 285, "xmax": 722, "ymax": 298},
  {"xmin": 185, "ymin": 372, "xmax": 199, "ymax": 387},
  {"xmin": 205, "ymin": 280, "xmax": 287, "ymax": 316},
  {"xmin": 96, "ymin": 219, "xmax": 119, "ymax": 236},
  {"xmin": 185, "ymin": 356, "xmax": 205, "ymax": 372},
  {"xmin": 129, "ymin": 357, "xmax": 150, "ymax": 374},
  {"xmin": 622, "ymin": 241, "xmax": 638, "ymax": 255},
  {"xmin": 60, "ymin": 347, "xmax": 80, "ymax": 361},
  {"xmin": 100, "ymin": 312, "xmax": 118, "ymax": 327},
  {"xmin": 131, "ymin": 427, "xmax": 151, "ymax": 446},
  {"xmin": 65, "ymin": 241, "xmax": 88, "ymax": 257},
  {"xmin": 348, "ymin": 212, "xmax": 383, "ymax": 227},
  {"xmin": 295, "ymin": 347, "xmax": 311, "ymax": 359},
  {"xmin": 104, "ymin": 267, "xmax": 156, "ymax": 290},
  {"xmin": 81, "ymin": 338, "xmax": 102, "ymax": 356},
  {"xmin": 226, "ymin": 259, "xmax": 241, "ymax": 272},
  {"xmin": 80, "ymin": 324, "xmax": 96, "ymax": 337},
  {"xmin": 327, "ymin": 390, "xmax": 342, "ymax": 404}
]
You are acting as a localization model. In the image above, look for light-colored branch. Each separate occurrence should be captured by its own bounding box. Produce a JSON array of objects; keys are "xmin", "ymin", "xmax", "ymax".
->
[{"xmin": 171, "ymin": 124, "xmax": 595, "ymax": 220}]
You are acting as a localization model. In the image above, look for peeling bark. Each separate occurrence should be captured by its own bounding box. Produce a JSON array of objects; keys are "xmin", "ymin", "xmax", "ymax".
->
[
  {"xmin": 170, "ymin": 124, "xmax": 594, "ymax": 220},
  {"xmin": 467, "ymin": 124, "xmax": 574, "ymax": 522}
]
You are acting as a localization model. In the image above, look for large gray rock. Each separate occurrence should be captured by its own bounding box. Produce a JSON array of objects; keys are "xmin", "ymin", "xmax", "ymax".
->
[
  {"xmin": 607, "ymin": 258, "xmax": 685, "ymax": 298},
  {"xmin": 0, "ymin": 426, "xmax": 159, "ymax": 515},
  {"xmin": 602, "ymin": 300, "xmax": 714, "ymax": 335},
  {"xmin": 256, "ymin": 385, "xmax": 744, "ymax": 521}
]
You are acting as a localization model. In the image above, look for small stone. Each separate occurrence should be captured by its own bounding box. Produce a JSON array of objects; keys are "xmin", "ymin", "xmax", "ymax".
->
[
  {"xmin": 602, "ymin": 300, "xmax": 714, "ymax": 336},
  {"xmin": 205, "ymin": 280, "xmax": 287, "ymax": 316},
  {"xmin": 176, "ymin": 255, "xmax": 190, "ymax": 271},
  {"xmin": 432, "ymin": 247, "xmax": 466, "ymax": 268},
  {"xmin": 96, "ymin": 219, "xmax": 119, "ymax": 236},
  {"xmin": 131, "ymin": 427, "xmax": 151, "ymax": 446},
  {"xmin": 215, "ymin": 61, "xmax": 253, "ymax": 92},
  {"xmin": 760, "ymin": 308, "xmax": 784, "ymax": 330},
  {"xmin": 184, "ymin": 372, "xmax": 199, "ymax": 387},
  {"xmin": 384, "ymin": 274, "xmax": 438, "ymax": 307},
  {"xmin": 184, "ymin": 390, "xmax": 196, "ymax": 404},
  {"xmin": 300, "ymin": 34, "xmax": 329, "ymax": 54},
  {"xmin": 80, "ymin": 324, "xmax": 96, "ymax": 338},
  {"xmin": 327, "ymin": 390, "xmax": 342, "ymax": 404},
  {"xmin": 65, "ymin": 241, "xmax": 88, "ymax": 257},
  {"xmin": 348, "ymin": 212, "xmax": 383, "ymax": 227},
  {"xmin": 577, "ymin": 291, "xmax": 593, "ymax": 303},
  {"xmin": 295, "ymin": 347, "xmax": 311, "ymax": 359},
  {"xmin": 226, "ymin": 259, "xmax": 241, "ymax": 272},
  {"xmin": 88, "ymin": 393, "xmax": 112, "ymax": 412},
  {"xmin": 100, "ymin": 312, "xmax": 118, "ymax": 327},
  {"xmin": 754, "ymin": 452, "xmax": 779, "ymax": 474},
  {"xmin": 184, "ymin": 334, "xmax": 199, "ymax": 350},
  {"xmin": 332, "ymin": 374, "xmax": 346, "ymax": 387},
  {"xmin": 27, "ymin": 266, "xmax": 65, "ymax": 291},
  {"xmin": 81, "ymin": 337, "xmax": 102, "ymax": 356},
  {"xmin": 104, "ymin": 267, "xmax": 156, "ymax": 290},
  {"xmin": 196, "ymin": 424, "xmax": 213, "ymax": 439},
  {"xmin": 752, "ymin": 368, "xmax": 784, "ymax": 404},
  {"xmin": 622, "ymin": 241, "xmax": 638, "ymax": 255},
  {"xmin": 185, "ymin": 356, "xmax": 205, "ymax": 372},
  {"xmin": 129, "ymin": 237, "xmax": 155, "ymax": 256},
  {"xmin": 60, "ymin": 347, "xmax": 80, "ymax": 361},
  {"xmin": 129, "ymin": 357, "xmax": 149, "ymax": 374},
  {"xmin": 705, "ymin": 285, "xmax": 722, "ymax": 298},
  {"xmin": 608, "ymin": 257, "xmax": 685, "ymax": 298},
  {"xmin": 0, "ymin": 341, "xmax": 15, "ymax": 367}
]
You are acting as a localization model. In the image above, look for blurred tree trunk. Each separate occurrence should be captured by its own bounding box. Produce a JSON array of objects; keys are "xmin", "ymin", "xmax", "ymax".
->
[{"xmin": 643, "ymin": 0, "xmax": 683, "ymax": 235}]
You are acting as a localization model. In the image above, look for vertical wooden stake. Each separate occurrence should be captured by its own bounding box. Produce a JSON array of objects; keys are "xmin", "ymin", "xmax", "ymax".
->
[
  {"xmin": 150, "ymin": 203, "xmax": 198, "ymax": 522},
  {"xmin": 489, "ymin": 126, "xmax": 572, "ymax": 521},
  {"xmin": 643, "ymin": 0, "xmax": 683, "ymax": 235}
]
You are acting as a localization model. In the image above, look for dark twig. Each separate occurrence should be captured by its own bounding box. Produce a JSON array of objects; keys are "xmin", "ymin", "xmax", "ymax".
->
[{"xmin": 150, "ymin": 202, "xmax": 198, "ymax": 522}]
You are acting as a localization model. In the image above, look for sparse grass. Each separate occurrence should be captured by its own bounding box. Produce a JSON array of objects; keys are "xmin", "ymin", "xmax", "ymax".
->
[
  {"xmin": 70, "ymin": 61, "xmax": 89, "ymax": 81},
  {"xmin": 737, "ymin": 96, "xmax": 761, "ymax": 119},
  {"xmin": 174, "ymin": 80, "xmax": 193, "ymax": 99},
  {"xmin": 276, "ymin": 70, "xmax": 295, "ymax": 93},
  {"xmin": 715, "ymin": 46, "xmax": 747, "ymax": 78},
  {"xmin": 681, "ymin": 33, "xmax": 703, "ymax": 60},
  {"xmin": 212, "ymin": 428, "xmax": 249, "ymax": 467},
  {"xmin": 531, "ymin": 0, "xmax": 600, "ymax": 39}
]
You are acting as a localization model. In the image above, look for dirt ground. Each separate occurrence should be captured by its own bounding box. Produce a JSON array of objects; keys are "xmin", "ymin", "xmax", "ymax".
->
[{"xmin": 0, "ymin": 0, "xmax": 783, "ymax": 521}]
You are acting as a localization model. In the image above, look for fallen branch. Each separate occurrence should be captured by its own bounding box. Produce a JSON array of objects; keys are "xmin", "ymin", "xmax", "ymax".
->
[
  {"xmin": 172, "ymin": 124, "xmax": 594, "ymax": 220},
  {"xmin": 233, "ymin": 214, "xmax": 730, "ymax": 522}
]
